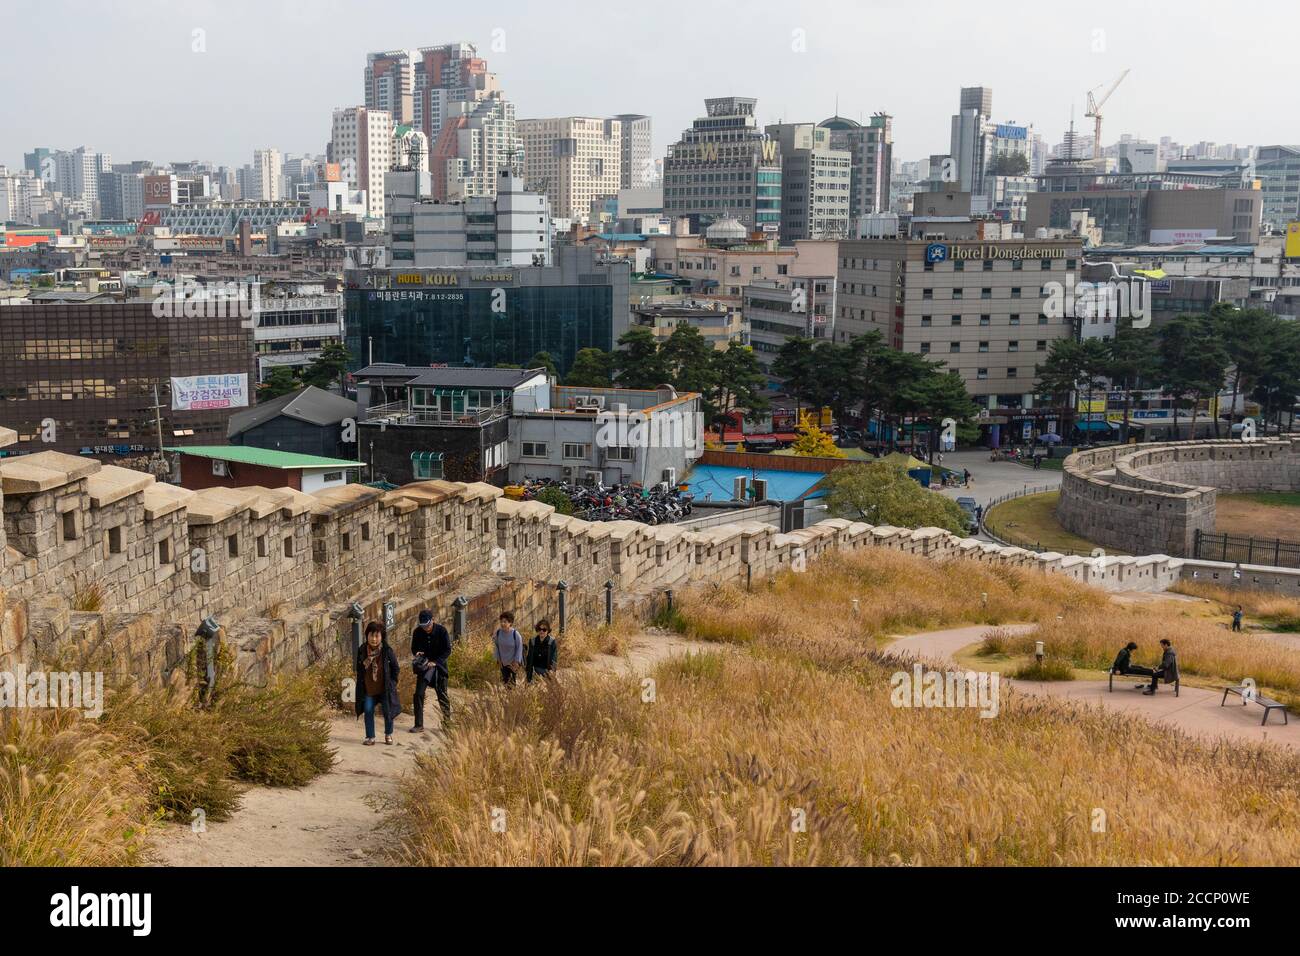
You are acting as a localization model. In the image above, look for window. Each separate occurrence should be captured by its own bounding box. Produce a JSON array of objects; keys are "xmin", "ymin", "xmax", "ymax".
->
[
  {"xmin": 227, "ymin": 534, "xmax": 239, "ymax": 558},
  {"xmin": 979, "ymin": 315, "xmax": 991, "ymax": 326},
  {"xmin": 411, "ymin": 452, "xmax": 444, "ymax": 480},
  {"xmin": 322, "ymin": 471, "xmax": 343, "ymax": 482},
  {"xmin": 951, "ymin": 315, "xmax": 962, "ymax": 326},
  {"xmin": 1008, "ymin": 340, "xmax": 1020, "ymax": 352},
  {"xmin": 924, "ymin": 260, "xmax": 934, "ymax": 272},
  {"xmin": 949, "ymin": 342, "xmax": 961, "ymax": 353},
  {"xmin": 981, "ymin": 288, "xmax": 992, "ymax": 299},
  {"xmin": 1010, "ymin": 314, "xmax": 1021, "ymax": 325},
  {"xmin": 158, "ymin": 538, "xmax": 171, "ymax": 564},
  {"xmin": 107, "ymin": 526, "xmax": 122, "ymax": 555},
  {"xmin": 983, "ymin": 260, "xmax": 994, "ymax": 272},
  {"xmin": 387, "ymin": 532, "xmax": 396, "ymax": 552},
  {"xmin": 1038, "ymin": 315, "xmax": 1048, "ymax": 325},
  {"xmin": 952, "ymin": 288, "xmax": 963, "ymax": 299},
  {"xmin": 1040, "ymin": 259, "xmax": 1052, "ymax": 270},
  {"xmin": 1011, "ymin": 287, "xmax": 1021, "ymax": 298},
  {"xmin": 61, "ymin": 511, "xmax": 77, "ymax": 542},
  {"xmin": 1036, "ymin": 340, "xmax": 1048, "ymax": 351},
  {"xmin": 607, "ymin": 446, "xmax": 634, "ymax": 461},
  {"xmin": 1007, "ymin": 368, "xmax": 1019, "ymax": 378},
  {"xmin": 521, "ymin": 441, "xmax": 548, "ymax": 458},
  {"xmin": 977, "ymin": 368, "xmax": 989, "ymax": 380},
  {"xmin": 954, "ymin": 261, "xmax": 965, "ymax": 272},
  {"xmin": 1012, "ymin": 259, "xmax": 1023, "ymax": 271},
  {"xmin": 920, "ymin": 315, "xmax": 932, "ymax": 327},
  {"xmin": 920, "ymin": 342, "xmax": 931, "ymax": 354},
  {"xmin": 257, "ymin": 534, "xmax": 267, "ymax": 558},
  {"xmin": 563, "ymin": 443, "xmax": 589, "ymax": 460},
  {"xmin": 361, "ymin": 522, "xmax": 371, "ymax": 542},
  {"xmin": 978, "ymin": 341, "xmax": 990, "ymax": 352},
  {"xmin": 922, "ymin": 288, "xmax": 933, "ymax": 299},
  {"xmin": 342, "ymin": 532, "xmax": 352, "ymax": 552},
  {"xmin": 284, "ymin": 536, "xmax": 294, "ymax": 558}
]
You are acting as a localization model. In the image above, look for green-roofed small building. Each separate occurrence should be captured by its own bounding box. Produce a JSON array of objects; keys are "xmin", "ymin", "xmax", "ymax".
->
[{"xmin": 167, "ymin": 445, "xmax": 361, "ymax": 493}]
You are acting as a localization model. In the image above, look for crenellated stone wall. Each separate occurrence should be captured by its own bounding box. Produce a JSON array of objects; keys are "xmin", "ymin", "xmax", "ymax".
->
[
  {"xmin": 0, "ymin": 443, "xmax": 1275, "ymax": 689},
  {"xmin": 1058, "ymin": 438, "xmax": 1300, "ymax": 557}
]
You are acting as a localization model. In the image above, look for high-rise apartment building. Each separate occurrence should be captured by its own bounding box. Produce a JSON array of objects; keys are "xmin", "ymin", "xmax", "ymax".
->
[
  {"xmin": 52, "ymin": 147, "xmax": 112, "ymax": 206},
  {"xmin": 663, "ymin": 97, "xmax": 782, "ymax": 233},
  {"xmin": 818, "ymin": 113, "xmax": 892, "ymax": 220},
  {"xmin": 764, "ymin": 123, "xmax": 851, "ymax": 241},
  {"xmin": 364, "ymin": 43, "xmax": 519, "ymax": 202},
  {"xmin": 614, "ymin": 115, "xmax": 654, "ymax": 188},
  {"xmin": 518, "ymin": 117, "xmax": 621, "ymax": 221},
  {"xmin": 364, "ymin": 50, "xmax": 415, "ymax": 126},
  {"xmin": 329, "ymin": 107, "xmax": 393, "ymax": 219},
  {"xmin": 251, "ymin": 148, "xmax": 283, "ymax": 200},
  {"xmin": 1257, "ymin": 145, "xmax": 1300, "ymax": 231}
]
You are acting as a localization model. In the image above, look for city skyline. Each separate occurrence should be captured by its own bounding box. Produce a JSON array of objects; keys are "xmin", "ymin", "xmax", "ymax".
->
[{"xmin": 2, "ymin": 0, "xmax": 1295, "ymax": 171}]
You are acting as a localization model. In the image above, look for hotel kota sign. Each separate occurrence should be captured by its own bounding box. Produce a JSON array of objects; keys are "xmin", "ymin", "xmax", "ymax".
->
[
  {"xmin": 391, "ymin": 271, "xmax": 517, "ymax": 286},
  {"xmin": 924, "ymin": 242, "xmax": 1073, "ymax": 264}
]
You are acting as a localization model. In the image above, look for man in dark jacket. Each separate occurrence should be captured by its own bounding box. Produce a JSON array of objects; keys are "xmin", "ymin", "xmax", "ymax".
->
[
  {"xmin": 1144, "ymin": 639, "xmax": 1178, "ymax": 695},
  {"xmin": 410, "ymin": 609, "xmax": 452, "ymax": 730},
  {"xmin": 1111, "ymin": 641, "xmax": 1159, "ymax": 690},
  {"xmin": 525, "ymin": 619, "xmax": 558, "ymax": 684}
]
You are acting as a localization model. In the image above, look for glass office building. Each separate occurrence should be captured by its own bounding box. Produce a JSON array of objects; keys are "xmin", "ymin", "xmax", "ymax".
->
[{"xmin": 344, "ymin": 247, "xmax": 631, "ymax": 377}]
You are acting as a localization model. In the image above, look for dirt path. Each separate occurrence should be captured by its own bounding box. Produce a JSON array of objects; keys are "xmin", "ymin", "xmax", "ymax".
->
[
  {"xmin": 884, "ymin": 625, "xmax": 1300, "ymax": 752},
  {"xmin": 149, "ymin": 631, "xmax": 715, "ymax": 867}
]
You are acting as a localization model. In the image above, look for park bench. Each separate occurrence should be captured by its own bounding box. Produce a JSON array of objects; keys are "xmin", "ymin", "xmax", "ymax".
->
[
  {"xmin": 1221, "ymin": 684, "xmax": 1289, "ymax": 726},
  {"xmin": 1108, "ymin": 670, "xmax": 1179, "ymax": 697}
]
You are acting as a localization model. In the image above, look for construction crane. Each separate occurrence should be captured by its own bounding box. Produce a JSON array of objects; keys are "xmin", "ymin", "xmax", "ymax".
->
[{"xmin": 1085, "ymin": 68, "xmax": 1130, "ymax": 160}]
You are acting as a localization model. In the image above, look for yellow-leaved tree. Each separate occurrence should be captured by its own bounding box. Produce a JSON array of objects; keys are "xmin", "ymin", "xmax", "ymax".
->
[{"xmin": 790, "ymin": 412, "xmax": 845, "ymax": 458}]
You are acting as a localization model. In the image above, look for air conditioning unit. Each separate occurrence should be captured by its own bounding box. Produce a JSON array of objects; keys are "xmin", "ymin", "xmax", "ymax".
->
[
  {"xmin": 212, "ymin": 460, "xmax": 230, "ymax": 477},
  {"xmin": 732, "ymin": 476, "xmax": 747, "ymax": 502},
  {"xmin": 750, "ymin": 478, "xmax": 768, "ymax": 503},
  {"xmin": 562, "ymin": 466, "xmax": 574, "ymax": 478},
  {"xmin": 583, "ymin": 471, "xmax": 602, "ymax": 486},
  {"xmin": 575, "ymin": 395, "xmax": 606, "ymax": 410},
  {"xmin": 661, "ymin": 467, "xmax": 677, "ymax": 486}
]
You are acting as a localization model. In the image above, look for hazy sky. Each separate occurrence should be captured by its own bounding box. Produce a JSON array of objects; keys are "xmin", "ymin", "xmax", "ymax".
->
[{"xmin": 2, "ymin": 0, "xmax": 1294, "ymax": 169}]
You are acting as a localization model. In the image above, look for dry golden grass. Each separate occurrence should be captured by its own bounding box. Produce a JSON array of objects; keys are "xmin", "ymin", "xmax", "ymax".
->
[
  {"xmin": 0, "ymin": 710, "xmax": 153, "ymax": 866},
  {"xmin": 678, "ymin": 549, "xmax": 1106, "ymax": 647},
  {"xmin": 392, "ymin": 649, "xmax": 1300, "ymax": 866},
  {"xmin": 997, "ymin": 606, "xmax": 1300, "ymax": 706},
  {"xmin": 391, "ymin": 549, "xmax": 1300, "ymax": 866},
  {"xmin": 1171, "ymin": 581, "xmax": 1300, "ymax": 631}
]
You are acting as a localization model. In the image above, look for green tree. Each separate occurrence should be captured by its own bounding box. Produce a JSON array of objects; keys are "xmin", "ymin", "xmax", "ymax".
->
[
  {"xmin": 1155, "ymin": 314, "xmax": 1229, "ymax": 439},
  {"xmin": 1105, "ymin": 323, "xmax": 1159, "ymax": 443},
  {"xmin": 822, "ymin": 462, "xmax": 968, "ymax": 533},
  {"xmin": 708, "ymin": 343, "xmax": 770, "ymax": 425},
  {"xmin": 1213, "ymin": 305, "xmax": 1285, "ymax": 429},
  {"xmin": 534, "ymin": 485, "xmax": 574, "ymax": 515},
  {"xmin": 659, "ymin": 325, "xmax": 717, "ymax": 402},
  {"xmin": 565, "ymin": 348, "xmax": 615, "ymax": 387},
  {"xmin": 987, "ymin": 153, "xmax": 1029, "ymax": 176},
  {"xmin": 613, "ymin": 327, "xmax": 671, "ymax": 389},
  {"xmin": 771, "ymin": 337, "xmax": 818, "ymax": 420},
  {"xmin": 526, "ymin": 351, "xmax": 558, "ymax": 378},
  {"xmin": 1251, "ymin": 320, "xmax": 1300, "ymax": 431},
  {"xmin": 257, "ymin": 367, "xmax": 302, "ymax": 402},
  {"xmin": 301, "ymin": 341, "xmax": 352, "ymax": 391},
  {"xmin": 907, "ymin": 368, "xmax": 979, "ymax": 464}
]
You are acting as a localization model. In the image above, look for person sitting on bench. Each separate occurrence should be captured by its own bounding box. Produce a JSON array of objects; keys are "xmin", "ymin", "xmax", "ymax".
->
[
  {"xmin": 1111, "ymin": 641, "xmax": 1160, "ymax": 691},
  {"xmin": 1143, "ymin": 639, "xmax": 1178, "ymax": 696}
]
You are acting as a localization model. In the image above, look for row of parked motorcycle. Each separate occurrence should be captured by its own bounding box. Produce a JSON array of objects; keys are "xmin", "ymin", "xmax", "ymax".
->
[{"xmin": 515, "ymin": 478, "xmax": 695, "ymax": 525}]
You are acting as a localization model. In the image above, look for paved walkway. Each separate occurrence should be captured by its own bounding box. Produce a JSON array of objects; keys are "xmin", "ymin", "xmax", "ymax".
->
[
  {"xmin": 885, "ymin": 624, "xmax": 1300, "ymax": 751},
  {"xmin": 930, "ymin": 450, "xmax": 1062, "ymax": 511}
]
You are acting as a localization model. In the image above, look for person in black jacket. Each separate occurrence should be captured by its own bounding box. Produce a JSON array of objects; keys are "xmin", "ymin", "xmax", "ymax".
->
[
  {"xmin": 1144, "ymin": 639, "xmax": 1179, "ymax": 696},
  {"xmin": 1111, "ymin": 641, "xmax": 1159, "ymax": 692},
  {"xmin": 525, "ymin": 619, "xmax": 558, "ymax": 684},
  {"xmin": 410, "ymin": 609, "xmax": 452, "ymax": 730},
  {"xmin": 355, "ymin": 621, "xmax": 401, "ymax": 745}
]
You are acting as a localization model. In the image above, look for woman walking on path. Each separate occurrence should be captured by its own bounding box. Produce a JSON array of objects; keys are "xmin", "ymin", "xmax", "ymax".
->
[{"xmin": 356, "ymin": 621, "xmax": 402, "ymax": 745}]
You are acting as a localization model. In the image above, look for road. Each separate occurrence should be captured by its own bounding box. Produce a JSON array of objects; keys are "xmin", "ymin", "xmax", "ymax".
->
[{"xmin": 925, "ymin": 450, "xmax": 1062, "ymax": 541}]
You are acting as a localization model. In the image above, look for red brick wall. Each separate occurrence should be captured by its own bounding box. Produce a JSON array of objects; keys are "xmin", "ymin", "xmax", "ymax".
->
[{"xmin": 178, "ymin": 456, "xmax": 300, "ymax": 491}]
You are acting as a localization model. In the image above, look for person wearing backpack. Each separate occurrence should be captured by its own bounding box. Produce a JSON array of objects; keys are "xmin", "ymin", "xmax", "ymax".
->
[
  {"xmin": 410, "ymin": 609, "xmax": 452, "ymax": 731},
  {"xmin": 525, "ymin": 618, "xmax": 558, "ymax": 684},
  {"xmin": 492, "ymin": 611, "xmax": 524, "ymax": 686}
]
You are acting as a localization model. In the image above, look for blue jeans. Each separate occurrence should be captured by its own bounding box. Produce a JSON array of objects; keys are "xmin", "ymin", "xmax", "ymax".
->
[{"xmin": 363, "ymin": 694, "xmax": 394, "ymax": 739}]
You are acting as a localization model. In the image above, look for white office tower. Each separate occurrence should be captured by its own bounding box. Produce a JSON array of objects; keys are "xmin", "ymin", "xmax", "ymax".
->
[
  {"xmin": 518, "ymin": 117, "xmax": 622, "ymax": 221},
  {"xmin": 251, "ymin": 148, "xmax": 283, "ymax": 200},
  {"xmin": 329, "ymin": 107, "xmax": 394, "ymax": 219}
]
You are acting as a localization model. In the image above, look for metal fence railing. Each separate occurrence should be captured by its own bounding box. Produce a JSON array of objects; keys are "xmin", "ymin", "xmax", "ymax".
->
[
  {"xmin": 1194, "ymin": 530, "xmax": 1300, "ymax": 570},
  {"xmin": 978, "ymin": 483, "xmax": 1099, "ymax": 557}
]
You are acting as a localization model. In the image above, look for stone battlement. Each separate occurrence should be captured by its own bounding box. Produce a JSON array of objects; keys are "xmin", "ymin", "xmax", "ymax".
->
[
  {"xmin": 0, "ymin": 447, "xmax": 1239, "ymax": 686},
  {"xmin": 1058, "ymin": 438, "xmax": 1300, "ymax": 557}
]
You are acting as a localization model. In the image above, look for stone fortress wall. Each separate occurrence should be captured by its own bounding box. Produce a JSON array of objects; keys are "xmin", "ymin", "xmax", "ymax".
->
[
  {"xmin": 1058, "ymin": 438, "xmax": 1300, "ymax": 558},
  {"xmin": 2, "ymin": 429, "xmax": 1298, "ymax": 687}
]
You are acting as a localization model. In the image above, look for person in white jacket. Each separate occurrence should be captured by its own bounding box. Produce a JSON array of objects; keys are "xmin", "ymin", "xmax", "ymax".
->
[{"xmin": 491, "ymin": 611, "xmax": 524, "ymax": 686}]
